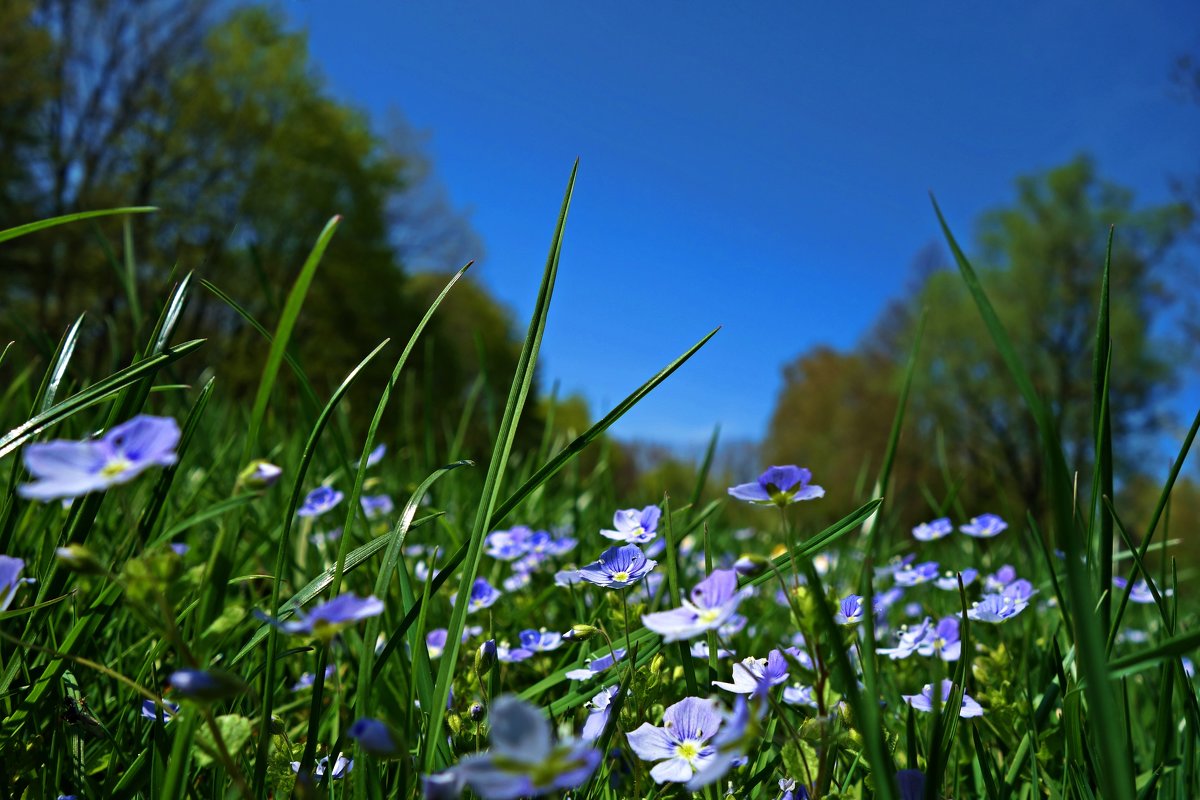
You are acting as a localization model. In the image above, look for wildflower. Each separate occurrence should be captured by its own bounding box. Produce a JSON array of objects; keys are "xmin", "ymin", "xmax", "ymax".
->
[
  {"xmin": 168, "ymin": 669, "xmax": 246, "ymax": 701},
  {"xmin": 733, "ymin": 554, "xmax": 771, "ymax": 576},
  {"xmin": 600, "ymin": 506, "xmax": 662, "ymax": 544},
  {"xmin": 434, "ymin": 695, "xmax": 600, "ymax": 798},
  {"xmin": 562, "ymin": 624, "xmax": 600, "ymax": 642},
  {"xmin": 896, "ymin": 769, "xmax": 927, "ymax": 800},
  {"xmin": 484, "ymin": 527, "xmax": 534, "ymax": 560},
  {"xmin": 642, "ymin": 569, "xmax": 747, "ymax": 643},
  {"xmin": 140, "ymin": 698, "xmax": 180, "ymax": 723},
  {"xmin": 423, "ymin": 772, "xmax": 465, "ymax": 799},
  {"xmin": 348, "ymin": 717, "xmax": 402, "ymax": 757},
  {"xmin": 470, "ymin": 702, "xmax": 487, "ymax": 721},
  {"xmin": 528, "ymin": 530, "xmax": 576, "ymax": 556},
  {"xmin": 459, "ymin": 578, "xmax": 502, "ymax": 613},
  {"xmin": 713, "ymin": 650, "xmax": 789, "ymax": 695},
  {"xmin": 476, "ymin": 640, "xmax": 498, "ymax": 674},
  {"xmin": 728, "ymin": 465, "xmax": 824, "ymax": 507},
  {"xmin": 502, "ymin": 571, "xmax": 532, "ymax": 592},
  {"xmin": 968, "ymin": 592, "xmax": 1030, "ymax": 623},
  {"xmin": 581, "ymin": 685, "xmax": 620, "ymax": 740},
  {"xmin": 19, "ymin": 415, "xmax": 180, "ymax": 501},
  {"xmin": 875, "ymin": 553, "xmax": 916, "ymax": 578},
  {"xmin": 565, "ymin": 648, "xmax": 626, "ymax": 681},
  {"xmin": 779, "ymin": 777, "xmax": 811, "ymax": 800},
  {"xmin": 691, "ymin": 641, "xmax": 736, "ymax": 659},
  {"xmin": 928, "ymin": 617, "xmax": 961, "ymax": 661},
  {"xmin": 170, "ymin": 542, "xmax": 189, "ymax": 556},
  {"xmin": 519, "ymin": 629, "xmax": 563, "ymax": 653},
  {"xmin": 719, "ymin": 613, "xmax": 748, "ymax": 637},
  {"xmin": 683, "ymin": 696, "xmax": 760, "ymax": 791},
  {"xmin": 894, "ymin": 561, "xmax": 940, "ymax": 587},
  {"xmin": 310, "ymin": 528, "xmax": 342, "ymax": 547},
  {"xmin": 268, "ymin": 593, "xmax": 383, "ymax": 640},
  {"xmin": 362, "ymin": 444, "xmax": 386, "ymax": 468},
  {"xmin": 298, "ymin": 486, "xmax": 344, "ymax": 518},
  {"xmin": 291, "ymin": 753, "xmax": 353, "ymax": 780},
  {"xmin": 427, "ymin": 629, "xmax": 450, "ymax": 658},
  {"xmin": 292, "ymin": 665, "xmax": 336, "ymax": 691},
  {"xmin": 902, "ymin": 680, "xmax": 984, "ymax": 718},
  {"xmin": 834, "ymin": 594, "xmax": 865, "ymax": 625},
  {"xmin": 237, "ymin": 459, "xmax": 282, "ymax": 490},
  {"xmin": 1113, "ymin": 576, "xmax": 1172, "ymax": 604},
  {"xmin": 577, "ymin": 544, "xmax": 657, "ymax": 589},
  {"xmin": 983, "ymin": 564, "xmax": 1017, "ymax": 592},
  {"xmin": 878, "ymin": 618, "xmax": 935, "ymax": 660},
  {"xmin": 360, "ymin": 494, "xmax": 394, "ymax": 519},
  {"xmin": 911, "ymin": 517, "xmax": 952, "ymax": 541},
  {"xmin": 497, "ymin": 642, "xmax": 534, "ymax": 663},
  {"xmin": 782, "ymin": 684, "xmax": 818, "ymax": 708},
  {"xmin": 874, "ymin": 586, "xmax": 905, "ymax": 613},
  {"xmin": 626, "ymin": 696, "xmax": 722, "ymax": 783},
  {"xmin": 933, "ymin": 568, "xmax": 978, "ymax": 591},
  {"xmin": 959, "ymin": 513, "xmax": 1007, "ymax": 538},
  {"xmin": 554, "ymin": 569, "xmax": 582, "ymax": 587}
]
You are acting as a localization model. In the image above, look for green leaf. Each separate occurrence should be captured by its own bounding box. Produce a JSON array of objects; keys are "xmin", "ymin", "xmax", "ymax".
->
[
  {"xmin": 193, "ymin": 714, "xmax": 252, "ymax": 768},
  {"xmin": 0, "ymin": 207, "xmax": 156, "ymax": 244}
]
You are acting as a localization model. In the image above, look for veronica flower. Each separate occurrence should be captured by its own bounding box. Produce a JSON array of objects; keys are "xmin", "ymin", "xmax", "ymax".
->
[
  {"xmin": 298, "ymin": 486, "xmax": 344, "ymax": 518},
  {"xmin": 782, "ymin": 684, "xmax": 818, "ymax": 708},
  {"xmin": 967, "ymin": 593, "xmax": 1029, "ymax": 623},
  {"xmin": 140, "ymin": 698, "xmax": 180, "ymax": 723},
  {"xmin": 519, "ymin": 629, "xmax": 563, "ymax": 653},
  {"xmin": 528, "ymin": 530, "xmax": 575, "ymax": 557},
  {"xmin": 292, "ymin": 754, "xmax": 353, "ymax": 780},
  {"xmin": 927, "ymin": 617, "xmax": 961, "ymax": 661},
  {"xmin": 835, "ymin": 594, "xmax": 865, "ymax": 625},
  {"xmin": 714, "ymin": 650, "xmax": 789, "ymax": 695},
  {"xmin": 894, "ymin": 561, "xmax": 940, "ymax": 587},
  {"xmin": 779, "ymin": 777, "xmax": 811, "ymax": 800},
  {"xmin": 626, "ymin": 696, "xmax": 722, "ymax": 783},
  {"xmin": 896, "ymin": 769, "xmax": 927, "ymax": 800},
  {"xmin": 554, "ymin": 569, "xmax": 583, "ymax": 587},
  {"xmin": 266, "ymin": 593, "xmax": 383, "ymax": 640},
  {"xmin": 362, "ymin": 444, "xmax": 386, "ymax": 468},
  {"xmin": 565, "ymin": 648, "xmax": 626, "ymax": 681},
  {"xmin": 691, "ymin": 641, "xmax": 736, "ymax": 659},
  {"xmin": 0, "ymin": 556, "xmax": 34, "ymax": 611},
  {"xmin": 874, "ymin": 586, "xmax": 905, "ymax": 614},
  {"xmin": 426, "ymin": 629, "xmax": 450, "ymax": 659},
  {"xmin": 642, "ymin": 569, "xmax": 747, "ymax": 642},
  {"xmin": 600, "ymin": 506, "xmax": 662, "ymax": 544},
  {"xmin": 458, "ymin": 578, "xmax": 502, "ymax": 613},
  {"xmin": 719, "ymin": 613, "xmax": 748, "ymax": 637},
  {"xmin": 984, "ymin": 564, "xmax": 1017, "ymax": 592},
  {"xmin": 348, "ymin": 717, "xmax": 402, "ymax": 757},
  {"xmin": 728, "ymin": 465, "xmax": 824, "ymax": 507},
  {"xmin": 360, "ymin": 494, "xmax": 394, "ymax": 519},
  {"xmin": 436, "ymin": 695, "xmax": 600, "ymax": 799},
  {"xmin": 912, "ymin": 517, "xmax": 953, "ymax": 542},
  {"xmin": 238, "ymin": 459, "xmax": 282, "ymax": 489},
  {"xmin": 1003, "ymin": 579, "xmax": 1037, "ymax": 603},
  {"xmin": 1113, "ymin": 576, "xmax": 1172, "ymax": 604},
  {"xmin": 933, "ymin": 568, "xmax": 978, "ymax": 591},
  {"xmin": 684, "ymin": 697, "xmax": 760, "ymax": 791},
  {"xmin": 503, "ymin": 571, "xmax": 532, "ymax": 592},
  {"xmin": 902, "ymin": 680, "xmax": 983, "ymax": 718},
  {"xmin": 581, "ymin": 686, "xmax": 620, "ymax": 741},
  {"xmin": 292, "ymin": 664, "xmax": 337, "ymax": 691},
  {"xmin": 959, "ymin": 513, "xmax": 1007, "ymax": 538},
  {"xmin": 497, "ymin": 642, "xmax": 534, "ymax": 663},
  {"xmin": 577, "ymin": 544, "xmax": 657, "ymax": 589},
  {"xmin": 170, "ymin": 542, "xmax": 189, "ymax": 556},
  {"xmin": 19, "ymin": 415, "xmax": 180, "ymax": 501},
  {"xmin": 484, "ymin": 527, "xmax": 534, "ymax": 561},
  {"xmin": 878, "ymin": 618, "xmax": 935, "ymax": 660},
  {"xmin": 875, "ymin": 553, "xmax": 916, "ymax": 578}
]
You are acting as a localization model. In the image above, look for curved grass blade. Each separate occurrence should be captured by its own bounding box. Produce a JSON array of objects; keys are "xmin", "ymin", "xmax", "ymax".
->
[{"xmin": 0, "ymin": 206, "xmax": 156, "ymax": 244}]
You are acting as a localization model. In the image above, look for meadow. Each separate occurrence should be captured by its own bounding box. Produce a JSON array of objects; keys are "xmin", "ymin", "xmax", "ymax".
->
[{"xmin": 0, "ymin": 168, "xmax": 1196, "ymax": 800}]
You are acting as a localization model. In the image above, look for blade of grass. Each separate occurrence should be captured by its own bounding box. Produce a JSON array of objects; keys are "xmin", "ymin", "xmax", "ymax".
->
[{"xmin": 0, "ymin": 206, "xmax": 156, "ymax": 244}]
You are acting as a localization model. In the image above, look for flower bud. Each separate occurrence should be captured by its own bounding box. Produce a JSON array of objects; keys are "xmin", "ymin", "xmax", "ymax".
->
[
  {"xmin": 563, "ymin": 624, "xmax": 600, "ymax": 642},
  {"xmin": 55, "ymin": 544, "xmax": 107, "ymax": 575},
  {"xmin": 348, "ymin": 717, "xmax": 402, "ymax": 758},
  {"xmin": 469, "ymin": 702, "xmax": 486, "ymax": 721},
  {"xmin": 475, "ymin": 639, "xmax": 497, "ymax": 675},
  {"xmin": 733, "ymin": 554, "xmax": 770, "ymax": 576},
  {"xmin": 650, "ymin": 653, "xmax": 667, "ymax": 675},
  {"xmin": 237, "ymin": 459, "xmax": 282, "ymax": 490},
  {"xmin": 168, "ymin": 669, "xmax": 246, "ymax": 702}
]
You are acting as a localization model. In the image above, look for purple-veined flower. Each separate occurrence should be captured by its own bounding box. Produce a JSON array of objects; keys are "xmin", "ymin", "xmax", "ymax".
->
[
  {"xmin": 581, "ymin": 685, "xmax": 620, "ymax": 741},
  {"xmin": 433, "ymin": 695, "xmax": 600, "ymax": 799},
  {"xmin": 642, "ymin": 569, "xmax": 747, "ymax": 642},
  {"xmin": 0, "ymin": 556, "xmax": 34, "ymax": 611},
  {"xmin": 299, "ymin": 486, "xmax": 344, "ymax": 518},
  {"xmin": 268, "ymin": 593, "xmax": 384, "ymax": 640},
  {"xmin": 728, "ymin": 465, "xmax": 824, "ymax": 507},
  {"xmin": 565, "ymin": 648, "xmax": 626, "ymax": 681},
  {"xmin": 967, "ymin": 592, "xmax": 1029, "ymax": 623},
  {"xmin": 691, "ymin": 641, "xmax": 736, "ymax": 659},
  {"xmin": 902, "ymin": 680, "xmax": 983, "ymax": 718},
  {"xmin": 959, "ymin": 513, "xmax": 1007, "ymax": 538},
  {"xmin": 140, "ymin": 698, "xmax": 180, "ymax": 723},
  {"xmin": 783, "ymin": 684, "xmax": 818, "ymax": 708},
  {"xmin": 835, "ymin": 594, "xmax": 865, "ymax": 625},
  {"xmin": 912, "ymin": 517, "xmax": 953, "ymax": 542},
  {"xmin": 292, "ymin": 753, "xmax": 353, "ymax": 780},
  {"xmin": 519, "ymin": 629, "xmax": 562, "ymax": 653},
  {"xmin": 458, "ymin": 578, "xmax": 502, "ymax": 613},
  {"xmin": 292, "ymin": 664, "xmax": 336, "ymax": 691},
  {"xmin": 927, "ymin": 617, "xmax": 961, "ymax": 661},
  {"xmin": 626, "ymin": 696, "xmax": 722, "ymax": 783},
  {"xmin": 878, "ymin": 618, "xmax": 935, "ymax": 660},
  {"xmin": 19, "ymin": 415, "xmax": 180, "ymax": 502},
  {"xmin": 713, "ymin": 650, "xmax": 789, "ymax": 695},
  {"xmin": 348, "ymin": 717, "xmax": 401, "ymax": 757},
  {"xmin": 576, "ymin": 544, "xmax": 657, "ymax": 589},
  {"xmin": 933, "ymin": 568, "xmax": 978, "ymax": 591},
  {"xmin": 894, "ymin": 561, "xmax": 940, "ymax": 587},
  {"xmin": 600, "ymin": 506, "xmax": 662, "ymax": 544},
  {"xmin": 683, "ymin": 696, "xmax": 760, "ymax": 791},
  {"xmin": 360, "ymin": 494, "xmax": 394, "ymax": 519}
]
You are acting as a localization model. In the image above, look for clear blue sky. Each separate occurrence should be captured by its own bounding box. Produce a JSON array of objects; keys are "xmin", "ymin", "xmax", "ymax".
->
[{"xmin": 283, "ymin": 0, "xmax": 1199, "ymax": 447}]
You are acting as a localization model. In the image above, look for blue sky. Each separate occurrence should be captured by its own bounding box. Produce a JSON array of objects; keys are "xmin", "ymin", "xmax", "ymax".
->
[{"xmin": 283, "ymin": 0, "xmax": 1199, "ymax": 447}]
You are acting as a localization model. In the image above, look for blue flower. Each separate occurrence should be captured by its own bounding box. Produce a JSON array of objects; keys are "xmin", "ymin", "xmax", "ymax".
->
[
  {"xmin": 782, "ymin": 684, "xmax": 818, "ymax": 708},
  {"xmin": 911, "ymin": 517, "xmax": 952, "ymax": 541},
  {"xmin": 903, "ymin": 680, "xmax": 983, "ymax": 718},
  {"xmin": 642, "ymin": 569, "xmax": 746, "ymax": 643},
  {"xmin": 929, "ymin": 617, "xmax": 961, "ymax": 661},
  {"xmin": 896, "ymin": 769, "xmax": 927, "ymax": 800},
  {"xmin": 362, "ymin": 443, "xmax": 386, "ymax": 468},
  {"xmin": 360, "ymin": 494, "xmax": 394, "ymax": 519},
  {"xmin": 879, "ymin": 618, "xmax": 936, "ymax": 660},
  {"xmin": 728, "ymin": 466, "xmax": 824, "ymax": 507},
  {"xmin": 893, "ymin": 561, "xmax": 940, "ymax": 587},
  {"xmin": 19, "ymin": 415, "xmax": 180, "ymax": 501},
  {"xmin": 713, "ymin": 650, "xmax": 789, "ymax": 695},
  {"xmin": 933, "ymin": 568, "xmax": 978, "ymax": 591},
  {"xmin": 459, "ymin": 578, "xmax": 502, "ymax": 613},
  {"xmin": 435, "ymin": 695, "xmax": 600, "ymax": 799},
  {"xmin": 291, "ymin": 753, "xmax": 353, "ymax": 780},
  {"xmin": 581, "ymin": 686, "xmax": 620, "ymax": 741},
  {"xmin": 140, "ymin": 698, "xmax": 180, "ymax": 723},
  {"xmin": 600, "ymin": 506, "xmax": 662, "ymax": 544},
  {"xmin": 0, "ymin": 556, "xmax": 33, "ymax": 611},
  {"xmin": 497, "ymin": 642, "xmax": 534, "ymax": 663},
  {"xmin": 298, "ymin": 486, "xmax": 344, "ymax": 518},
  {"xmin": 967, "ymin": 592, "xmax": 1029, "ymax": 623},
  {"xmin": 834, "ymin": 594, "xmax": 865, "ymax": 625},
  {"xmin": 168, "ymin": 669, "xmax": 246, "ymax": 701},
  {"xmin": 959, "ymin": 513, "xmax": 1007, "ymax": 538},
  {"xmin": 626, "ymin": 696, "xmax": 723, "ymax": 783},
  {"xmin": 271, "ymin": 593, "xmax": 384, "ymax": 640},
  {"xmin": 576, "ymin": 544, "xmax": 657, "ymax": 589},
  {"xmin": 691, "ymin": 641, "xmax": 736, "ymax": 660},
  {"xmin": 484, "ymin": 527, "xmax": 534, "ymax": 561},
  {"xmin": 238, "ymin": 459, "xmax": 282, "ymax": 489},
  {"xmin": 292, "ymin": 664, "xmax": 336, "ymax": 691},
  {"xmin": 1113, "ymin": 576, "xmax": 1172, "ymax": 604},
  {"xmin": 519, "ymin": 629, "xmax": 563, "ymax": 653},
  {"xmin": 984, "ymin": 564, "xmax": 1018, "ymax": 592},
  {"xmin": 683, "ymin": 696, "xmax": 760, "ymax": 791},
  {"xmin": 348, "ymin": 717, "xmax": 401, "ymax": 757},
  {"xmin": 564, "ymin": 648, "xmax": 627, "ymax": 681}
]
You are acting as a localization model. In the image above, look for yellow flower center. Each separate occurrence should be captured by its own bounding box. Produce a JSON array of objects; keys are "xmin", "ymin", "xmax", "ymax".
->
[
  {"xmin": 698, "ymin": 608, "xmax": 722, "ymax": 624},
  {"xmin": 674, "ymin": 740, "xmax": 701, "ymax": 763},
  {"xmin": 612, "ymin": 571, "xmax": 630, "ymax": 582},
  {"xmin": 100, "ymin": 457, "xmax": 133, "ymax": 478}
]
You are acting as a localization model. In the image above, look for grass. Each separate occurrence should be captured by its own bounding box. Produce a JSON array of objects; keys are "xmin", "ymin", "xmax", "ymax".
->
[{"xmin": 0, "ymin": 172, "xmax": 1195, "ymax": 799}]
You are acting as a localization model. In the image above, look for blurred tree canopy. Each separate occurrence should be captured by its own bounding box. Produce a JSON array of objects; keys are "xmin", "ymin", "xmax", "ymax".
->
[
  {"xmin": 766, "ymin": 156, "xmax": 1193, "ymax": 527},
  {"xmin": 0, "ymin": 0, "xmax": 542, "ymax": 460}
]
